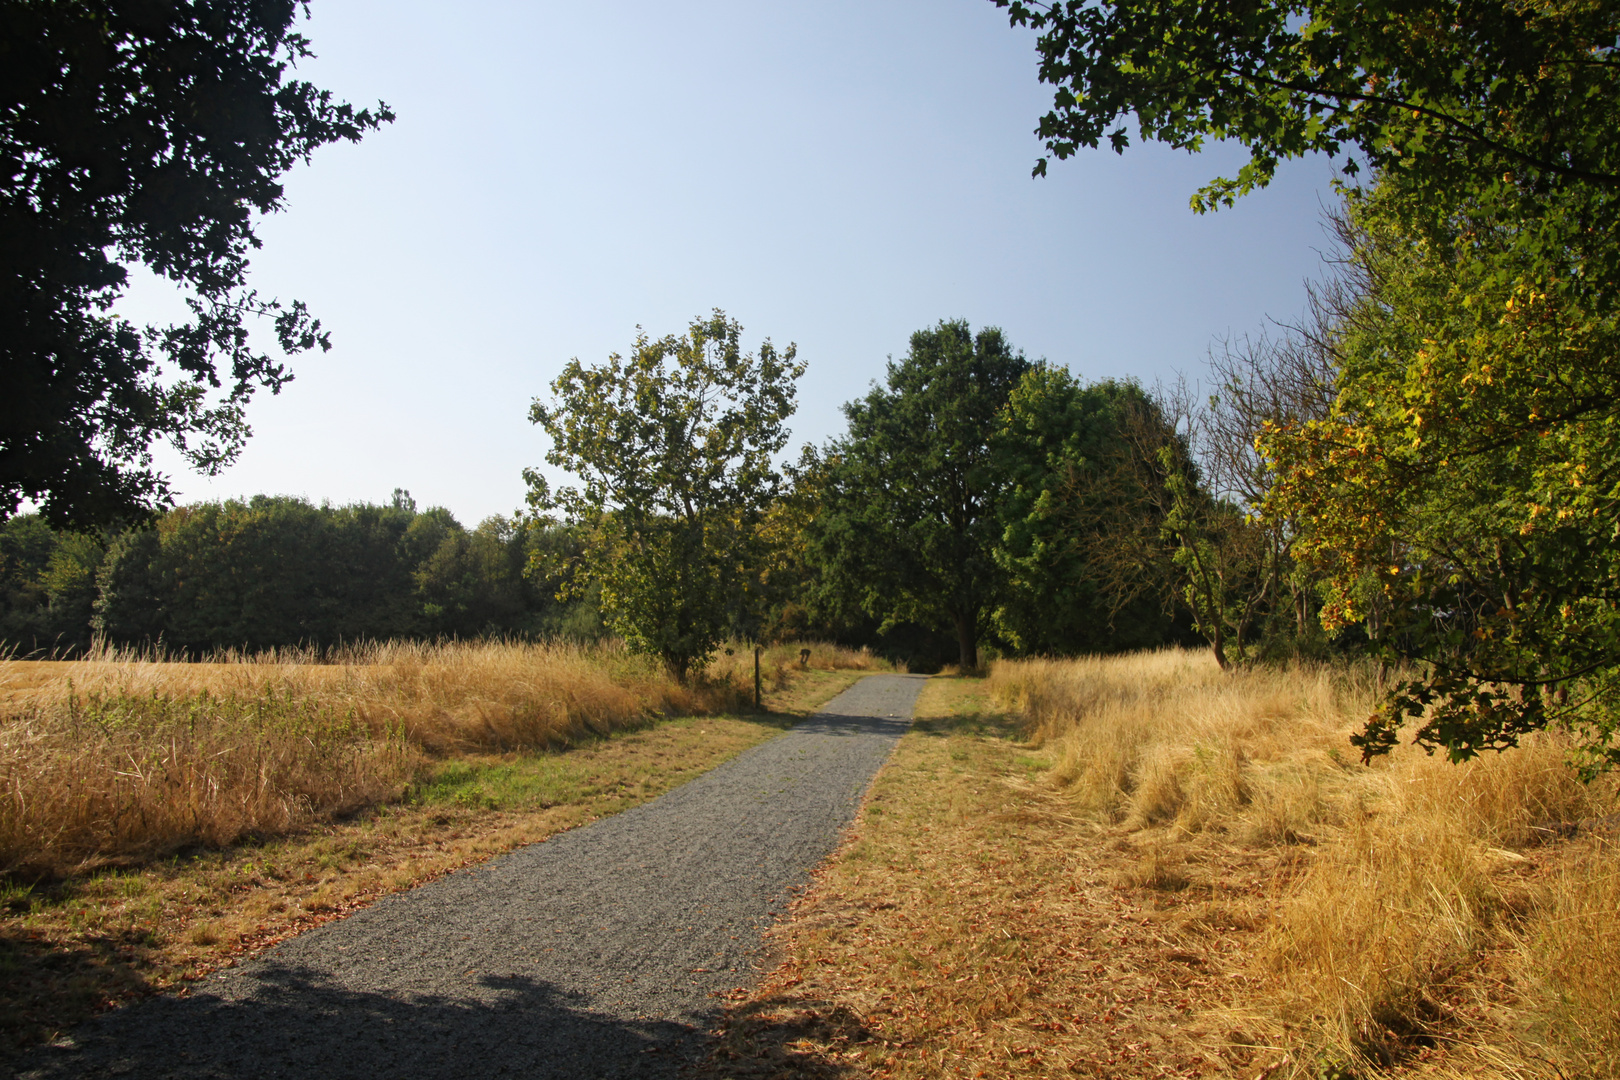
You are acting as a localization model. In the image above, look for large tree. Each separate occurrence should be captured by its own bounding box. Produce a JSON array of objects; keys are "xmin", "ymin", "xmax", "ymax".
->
[
  {"xmin": 811, "ymin": 320, "xmax": 1030, "ymax": 669},
  {"xmin": 526, "ymin": 311, "xmax": 804, "ymax": 682},
  {"xmin": 997, "ymin": 0, "xmax": 1620, "ymax": 767},
  {"xmin": 992, "ymin": 367, "xmax": 1180, "ymax": 656},
  {"xmin": 1, "ymin": 1, "xmax": 392, "ymax": 528},
  {"xmin": 0, "ymin": 514, "xmax": 103, "ymax": 654},
  {"xmin": 1261, "ymin": 185, "xmax": 1620, "ymax": 773}
]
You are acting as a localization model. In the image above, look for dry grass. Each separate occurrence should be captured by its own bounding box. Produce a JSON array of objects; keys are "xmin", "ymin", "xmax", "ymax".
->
[
  {"xmin": 0, "ymin": 638, "xmax": 888, "ymax": 878},
  {"xmin": 1509, "ymin": 844, "xmax": 1620, "ymax": 1077},
  {"xmin": 0, "ymin": 690, "xmax": 417, "ymax": 880},
  {"xmin": 0, "ymin": 637, "xmax": 885, "ymax": 753},
  {"xmin": 990, "ymin": 649, "xmax": 1619, "ymax": 1077},
  {"xmin": 0, "ymin": 658, "xmax": 875, "ymax": 1062},
  {"xmin": 709, "ymin": 651, "xmax": 1620, "ymax": 1080}
]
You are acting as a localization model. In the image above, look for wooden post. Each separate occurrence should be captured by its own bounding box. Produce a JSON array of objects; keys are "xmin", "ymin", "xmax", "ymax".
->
[{"xmin": 754, "ymin": 645, "xmax": 762, "ymax": 710}]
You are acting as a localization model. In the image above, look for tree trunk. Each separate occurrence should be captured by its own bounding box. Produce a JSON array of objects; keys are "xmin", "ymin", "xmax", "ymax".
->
[{"xmin": 954, "ymin": 612, "xmax": 979, "ymax": 671}]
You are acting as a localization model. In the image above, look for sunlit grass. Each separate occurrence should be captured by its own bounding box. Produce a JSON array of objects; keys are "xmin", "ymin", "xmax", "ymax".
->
[
  {"xmin": 411, "ymin": 755, "xmax": 588, "ymax": 811},
  {"xmin": 0, "ymin": 638, "xmax": 890, "ymax": 878},
  {"xmin": 989, "ymin": 648, "xmax": 1620, "ymax": 1078},
  {"xmin": 712, "ymin": 651, "xmax": 1619, "ymax": 1080}
]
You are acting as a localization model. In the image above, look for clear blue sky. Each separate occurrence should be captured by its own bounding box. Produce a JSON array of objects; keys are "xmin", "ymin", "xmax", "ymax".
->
[{"xmin": 127, "ymin": 0, "xmax": 1341, "ymax": 526}]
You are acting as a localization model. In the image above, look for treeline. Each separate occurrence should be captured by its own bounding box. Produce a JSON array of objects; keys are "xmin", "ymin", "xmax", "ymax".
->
[
  {"xmin": 1, "ymin": 322, "xmax": 1320, "ymax": 671},
  {"xmin": 0, "ymin": 492, "xmax": 602, "ymax": 656},
  {"xmin": 783, "ymin": 337, "xmax": 1204, "ymax": 668},
  {"xmin": 773, "ymin": 321, "xmax": 1339, "ymax": 673}
]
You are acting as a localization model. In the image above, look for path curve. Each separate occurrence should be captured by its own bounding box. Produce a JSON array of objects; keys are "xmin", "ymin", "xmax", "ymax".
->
[{"xmin": 11, "ymin": 673, "xmax": 928, "ymax": 1080}]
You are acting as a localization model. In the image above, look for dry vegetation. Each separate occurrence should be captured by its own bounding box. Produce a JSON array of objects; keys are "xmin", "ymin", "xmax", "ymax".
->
[
  {"xmin": 0, "ymin": 638, "xmax": 884, "ymax": 877},
  {"xmin": 709, "ymin": 650, "xmax": 1619, "ymax": 1080},
  {"xmin": 0, "ymin": 637, "xmax": 886, "ymax": 1060}
]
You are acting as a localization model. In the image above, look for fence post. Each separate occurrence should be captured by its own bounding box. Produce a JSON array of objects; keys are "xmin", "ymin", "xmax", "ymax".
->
[{"xmin": 754, "ymin": 645, "xmax": 762, "ymax": 710}]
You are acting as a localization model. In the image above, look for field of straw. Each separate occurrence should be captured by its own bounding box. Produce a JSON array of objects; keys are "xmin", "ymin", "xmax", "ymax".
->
[
  {"xmin": 0, "ymin": 639, "xmax": 886, "ymax": 880},
  {"xmin": 990, "ymin": 649, "xmax": 1620, "ymax": 1077}
]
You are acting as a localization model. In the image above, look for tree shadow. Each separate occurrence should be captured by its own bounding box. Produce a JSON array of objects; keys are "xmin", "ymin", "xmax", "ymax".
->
[
  {"xmin": 909, "ymin": 707, "xmax": 1022, "ymax": 741},
  {"xmin": 738, "ymin": 708, "xmax": 804, "ymax": 734},
  {"xmin": 703, "ymin": 991, "xmax": 874, "ymax": 1079},
  {"xmin": 790, "ymin": 713, "xmax": 912, "ymax": 740},
  {"xmin": 0, "ymin": 921, "xmax": 158, "ymax": 1063},
  {"xmin": 12, "ymin": 961, "xmax": 709, "ymax": 1079}
]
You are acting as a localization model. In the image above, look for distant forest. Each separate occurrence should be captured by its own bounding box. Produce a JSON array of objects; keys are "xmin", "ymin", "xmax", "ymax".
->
[
  {"xmin": 0, "ymin": 491, "xmax": 605, "ymax": 658},
  {"xmin": 0, "ymin": 322, "xmax": 1288, "ymax": 672}
]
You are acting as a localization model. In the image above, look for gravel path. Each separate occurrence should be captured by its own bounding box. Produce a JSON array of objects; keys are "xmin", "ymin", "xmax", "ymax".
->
[{"xmin": 11, "ymin": 673, "xmax": 928, "ymax": 1080}]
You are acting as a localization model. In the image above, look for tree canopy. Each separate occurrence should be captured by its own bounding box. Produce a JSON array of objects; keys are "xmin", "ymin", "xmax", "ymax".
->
[
  {"xmin": 991, "ymin": 368, "xmax": 1180, "ymax": 656},
  {"xmin": 995, "ymin": 0, "xmax": 1619, "ymax": 210},
  {"xmin": 527, "ymin": 311, "xmax": 804, "ymax": 681},
  {"xmin": 1260, "ymin": 182, "xmax": 1620, "ymax": 774},
  {"xmin": 1, "ymin": 0, "xmax": 391, "ymax": 528},
  {"xmin": 809, "ymin": 321, "xmax": 1030, "ymax": 669}
]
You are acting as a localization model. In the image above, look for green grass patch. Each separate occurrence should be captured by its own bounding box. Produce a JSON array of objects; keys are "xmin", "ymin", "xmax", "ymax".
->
[{"xmin": 411, "ymin": 755, "xmax": 588, "ymax": 811}]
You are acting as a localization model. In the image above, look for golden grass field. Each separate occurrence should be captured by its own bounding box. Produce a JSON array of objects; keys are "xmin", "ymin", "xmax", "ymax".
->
[
  {"xmin": 709, "ymin": 650, "xmax": 1619, "ymax": 1080},
  {"xmin": 0, "ymin": 638, "xmax": 888, "ymax": 1059},
  {"xmin": 0, "ymin": 638, "xmax": 883, "ymax": 878}
]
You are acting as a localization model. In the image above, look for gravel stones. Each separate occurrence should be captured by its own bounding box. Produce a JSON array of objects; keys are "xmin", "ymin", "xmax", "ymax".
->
[{"xmin": 11, "ymin": 673, "xmax": 927, "ymax": 1080}]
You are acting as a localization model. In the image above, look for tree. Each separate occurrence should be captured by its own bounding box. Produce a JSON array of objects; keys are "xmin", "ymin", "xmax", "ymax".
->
[
  {"xmin": 1050, "ymin": 379, "xmax": 1264, "ymax": 670},
  {"xmin": 741, "ymin": 443, "xmax": 830, "ymax": 645},
  {"xmin": 1260, "ymin": 188, "xmax": 1620, "ymax": 774},
  {"xmin": 991, "ymin": 367, "xmax": 1179, "ymax": 655},
  {"xmin": 410, "ymin": 513, "xmax": 562, "ymax": 638},
  {"xmin": 0, "ymin": 514, "xmax": 104, "ymax": 655},
  {"xmin": 1202, "ymin": 324, "xmax": 1339, "ymax": 654},
  {"xmin": 525, "ymin": 311, "xmax": 804, "ymax": 682},
  {"xmin": 1098, "ymin": 325, "xmax": 1348, "ymax": 670},
  {"xmin": 810, "ymin": 320, "xmax": 1030, "ymax": 669},
  {"xmin": 1, "ymin": 1, "xmax": 392, "ymax": 528},
  {"xmin": 994, "ymin": 0, "xmax": 1618, "ymax": 211}
]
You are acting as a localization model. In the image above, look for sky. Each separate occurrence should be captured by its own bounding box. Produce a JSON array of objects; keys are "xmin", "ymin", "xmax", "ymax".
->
[{"xmin": 124, "ymin": 0, "xmax": 1343, "ymax": 527}]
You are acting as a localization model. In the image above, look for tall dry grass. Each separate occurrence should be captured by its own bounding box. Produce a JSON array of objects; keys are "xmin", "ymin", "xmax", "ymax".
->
[
  {"xmin": 0, "ymin": 690, "xmax": 417, "ymax": 879},
  {"xmin": 0, "ymin": 638, "xmax": 888, "ymax": 878},
  {"xmin": 990, "ymin": 648, "xmax": 1620, "ymax": 1077}
]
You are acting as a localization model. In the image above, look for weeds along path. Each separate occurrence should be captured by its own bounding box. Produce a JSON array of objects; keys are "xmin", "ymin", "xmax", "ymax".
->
[{"xmin": 11, "ymin": 674, "xmax": 928, "ymax": 1080}]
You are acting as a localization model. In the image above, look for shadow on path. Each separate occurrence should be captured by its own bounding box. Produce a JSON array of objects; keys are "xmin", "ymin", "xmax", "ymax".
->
[
  {"xmin": 790, "ymin": 713, "xmax": 912, "ymax": 739},
  {"xmin": 16, "ymin": 963, "xmax": 700, "ymax": 1080}
]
